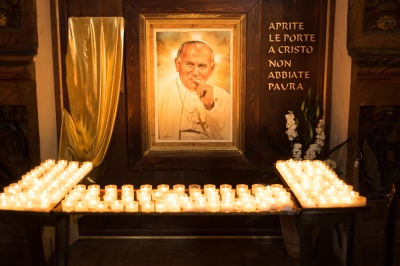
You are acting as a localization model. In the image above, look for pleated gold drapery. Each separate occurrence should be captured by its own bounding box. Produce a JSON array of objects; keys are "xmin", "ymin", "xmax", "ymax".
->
[{"xmin": 59, "ymin": 17, "xmax": 124, "ymax": 170}]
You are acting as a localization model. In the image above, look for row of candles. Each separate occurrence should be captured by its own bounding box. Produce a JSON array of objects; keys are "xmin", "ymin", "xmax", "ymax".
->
[
  {"xmin": 0, "ymin": 159, "xmax": 92, "ymax": 211},
  {"xmin": 275, "ymin": 160, "xmax": 367, "ymax": 208},
  {"xmin": 61, "ymin": 183, "xmax": 295, "ymax": 213}
]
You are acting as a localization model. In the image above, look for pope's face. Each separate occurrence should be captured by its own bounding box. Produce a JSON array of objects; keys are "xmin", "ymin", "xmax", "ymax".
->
[{"xmin": 175, "ymin": 43, "xmax": 215, "ymax": 91}]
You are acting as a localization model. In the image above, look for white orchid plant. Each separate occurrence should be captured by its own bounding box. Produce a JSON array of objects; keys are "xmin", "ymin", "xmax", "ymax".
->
[
  {"xmin": 263, "ymin": 88, "xmax": 350, "ymax": 175},
  {"xmin": 285, "ymin": 110, "xmax": 337, "ymax": 170},
  {"xmin": 283, "ymin": 88, "xmax": 349, "ymax": 171}
]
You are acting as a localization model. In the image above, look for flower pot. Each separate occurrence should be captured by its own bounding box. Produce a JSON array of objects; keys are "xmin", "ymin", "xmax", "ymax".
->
[
  {"xmin": 280, "ymin": 215, "xmax": 320, "ymax": 260},
  {"xmin": 280, "ymin": 215, "xmax": 300, "ymax": 259}
]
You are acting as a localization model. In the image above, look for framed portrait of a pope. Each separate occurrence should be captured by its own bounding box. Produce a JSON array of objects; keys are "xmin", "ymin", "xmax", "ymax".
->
[{"xmin": 145, "ymin": 14, "xmax": 244, "ymax": 151}]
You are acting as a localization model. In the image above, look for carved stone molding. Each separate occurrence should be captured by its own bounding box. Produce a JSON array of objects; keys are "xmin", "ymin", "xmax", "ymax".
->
[
  {"xmin": 0, "ymin": 105, "xmax": 30, "ymax": 191},
  {"xmin": 358, "ymin": 106, "xmax": 400, "ymax": 199},
  {"xmin": 353, "ymin": 56, "xmax": 400, "ymax": 81},
  {"xmin": 348, "ymin": 0, "xmax": 400, "ymax": 56},
  {"xmin": 0, "ymin": 81, "xmax": 40, "ymax": 176},
  {"xmin": 364, "ymin": 0, "xmax": 400, "ymax": 31},
  {"xmin": 346, "ymin": 55, "xmax": 400, "ymax": 190},
  {"xmin": 0, "ymin": 56, "xmax": 35, "ymax": 80},
  {"xmin": 0, "ymin": 0, "xmax": 37, "ymax": 55},
  {"xmin": 0, "ymin": 0, "xmax": 21, "ymax": 29}
]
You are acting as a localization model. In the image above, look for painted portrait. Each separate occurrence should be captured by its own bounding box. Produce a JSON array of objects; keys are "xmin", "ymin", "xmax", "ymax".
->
[{"xmin": 154, "ymin": 29, "xmax": 233, "ymax": 143}]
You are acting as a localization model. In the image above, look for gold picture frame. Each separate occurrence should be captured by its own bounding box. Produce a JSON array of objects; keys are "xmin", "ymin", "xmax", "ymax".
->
[{"xmin": 141, "ymin": 13, "xmax": 245, "ymax": 153}]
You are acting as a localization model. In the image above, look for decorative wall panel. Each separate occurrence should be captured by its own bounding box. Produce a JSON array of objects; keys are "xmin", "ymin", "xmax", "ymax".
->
[
  {"xmin": 0, "ymin": 0, "xmax": 39, "ymax": 187},
  {"xmin": 346, "ymin": 19, "xmax": 400, "ymax": 198},
  {"xmin": 0, "ymin": 0, "xmax": 37, "ymax": 55}
]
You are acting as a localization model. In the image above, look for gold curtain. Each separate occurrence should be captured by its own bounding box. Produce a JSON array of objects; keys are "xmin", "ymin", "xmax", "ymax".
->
[{"xmin": 59, "ymin": 17, "xmax": 124, "ymax": 168}]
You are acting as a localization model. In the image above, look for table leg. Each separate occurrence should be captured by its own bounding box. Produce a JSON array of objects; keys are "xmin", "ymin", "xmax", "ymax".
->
[
  {"xmin": 316, "ymin": 217, "xmax": 333, "ymax": 265},
  {"xmin": 24, "ymin": 216, "xmax": 46, "ymax": 266},
  {"xmin": 347, "ymin": 215, "xmax": 356, "ymax": 266},
  {"xmin": 56, "ymin": 215, "xmax": 70, "ymax": 266},
  {"xmin": 299, "ymin": 215, "xmax": 313, "ymax": 266}
]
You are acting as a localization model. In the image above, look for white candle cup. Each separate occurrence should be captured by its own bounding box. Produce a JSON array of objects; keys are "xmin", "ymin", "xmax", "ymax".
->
[
  {"xmin": 163, "ymin": 192, "xmax": 176, "ymax": 203},
  {"xmin": 111, "ymin": 200, "xmax": 124, "ymax": 212},
  {"xmin": 221, "ymin": 191, "xmax": 235, "ymax": 200},
  {"xmin": 237, "ymin": 190, "xmax": 251, "ymax": 198},
  {"xmin": 219, "ymin": 184, "xmax": 232, "ymax": 195},
  {"xmin": 182, "ymin": 201, "xmax": 195, "ymax": 212},
  {"xmin": 88, "ymin": 199, "xmax": 100, "ymax": 211},
  {"xmin": 206, "ymin": 189, "xmax": 219, "ymax": 198},
  {"xmin": 12, "ymin": 201, "xmax": 24, "ymax": 211},
  {"xmin": 220, "ymin": 200, "xmax": 233, "ymax": 212},
  {"xmin": 236, "ymin": 184, "xmax": 249, "ymax": 195},
  {"xmin": 336, "ymin": 196, "xmax": 345, "ymax": 207},
  {"xmin": 96, "ymin": 201, "xmax": 108, "ymax": 212},
  {"xmin": 252, "ymin": 184, "xmax": 264, "ymax": 195},
  {"xmin": 279, "ymin": 192, "xmax": 291, "ymax": 203},
  {"xmin": 24, "ymin": 200, "xmax": 36, "ymax": 211},
  {"xmin": 0, "ymin": 199, "xmax": 9, "ymax": 210},
  {"xmin": 18, "ymin": 179, "xmax": 30, "ymax": 190},
  {"xmin": 208, "ymin": 201, "xmax": 221, "ymax": 212},
  {"xmin": 69, "ymin": 190, "xmax": 83, "ymax": 201},
  {"xmin": 105, "ymin": 184, "xmax": 117, "ymax": 195},
  {"xmin": 318, "ymin": 198, "xmax": 330, "ymax": 208},
  {"xmin": 8, "ymin": 195, "xmax": 17, "ymax": 206},
  {"xmin": 157, "ymin": 184, "xmax": 170, "ymax": 193},
  {"xmin": 61, "ymin": 199, "xmax": 75, "ymax": 212},
  {"xmin": 173, "ymin": 184, "xmax": 185, "ymax": 195},
  {"xmin": 82, "ymin": 161, "xmax": 93, "ymax": 170},
  {"xmin": 195, "ymin": 200, "xmax": 207, "ymax": 212},
  {"xmin": 37, "ymin": 200, "xmax": 51, "ymax": 212},
  {"xmin": 122, "ymin": 195, "xmax": 134, "ymax": 205},
  {"xmin": 178, "ymin": 193, "xmax": 189, "ymax": 203},
  {"xmin": 50, "ymin": 194, "xmax": 62, "ymax": 205},
  {"xmin": 168, "ymin": 201, "xmax": 181, "ymax": 212},
  {"xmin": 189, "ymin": 189, "xmax": 202, "ymax": 199},
  {"xmin": 122, "ymin": 189, "xmax": 134, "ymax": 198},
  {"xmin": 141, "ymin": 201, "xmax": 154, "ymax": 212},
  {"xmin": 75, "ymin": 201, "xmax": 88, "ymax": 212},
  {"xmin": 74, "ymin": 184, "xmax": 86, "ymax": 194},
  {"xmin": 3, "ymin": 186, "xmax": 14, "ymax": 196},
  {"xmin": 203, "ymin": 184, "xmax": 216, "ymax": 195},
  {"xmin": 103, "ymin": 194, "xmax": 117, "ymax": 205},
  {"xmin": 68, "ymin": 161, "xmax": 79, "ymax": 169},
  {"xmin": 233, "ymin": 199, "xmax": 244, "ymax": 211},
  {"xmin": 243, "ymin": 201, "xmax": 256, "ymax": 212},
  {"xmin": 269, "ymin": 198, "xmax": 277, "ymax": 210},
  {"xmin": 264, "ymin": 186, "xmax": 274, "ymax": 197},
  {"xmin": 194, "ymin": 194, "xmax": 207, "ymax": 203},
  {"xmin": 139, "ymin": 193, "xmax": 151, "ymax": 204},
  {"xmin": 152, "ymin": 190, "xmax": 163, "ymax": 201},
  {"xmin": 155, "ymin": 200, "xmax": 168, "ymax": 213},
  {"xmin": 302, "ymin": 198, "xmax": 316, "ymax": 208},
  {"xmin": 207, "ymin": 194, "xmax": 220, "ymax": 202},
  {"xmin": 122, "ymin": 184, "xmax": 134, "ymax": 195},
  {"xmin": 188, "ymin": 184, "xmax": 201, "ymax": 194},
  {"xmin": 354, "ymin": 196, "xmax": 367, "ymax": 206},
  {"xmin": 125, "ymin": 201, "xmax": 138, "ymax": 212},
  {"xmin": 271, "ymin": 184, "xmax": 283, "ymax": 189},
  {"xmin": 140, "ymin": 184, "xmax": 152, "ymax": 194},
  {"xmin": 257, "ymin": 201, "xmax": 271, "ymax": 212},
  {"xmin": 87, "ymin": 184, "xmax": 100, "ymax": 195},
  {"xmin": 136, "ymin": 190, "xmax": 149, "ymax": 201}
]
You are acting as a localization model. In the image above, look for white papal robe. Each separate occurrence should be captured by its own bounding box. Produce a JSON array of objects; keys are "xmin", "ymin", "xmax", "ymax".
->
[{"xmin": 157, "ymin": 77, "xmax": 231, "ymax": 140}]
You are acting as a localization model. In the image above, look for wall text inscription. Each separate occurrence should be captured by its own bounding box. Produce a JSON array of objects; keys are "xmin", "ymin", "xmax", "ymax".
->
[{"xmin": 268, "ymin": 22, "xmax": 315, "ymax": 91}]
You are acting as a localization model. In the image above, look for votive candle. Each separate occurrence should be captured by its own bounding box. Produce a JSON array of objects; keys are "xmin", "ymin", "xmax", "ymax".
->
[
  {"xmin": 111, "ymin": 200, "xmax": 124, "ymax": 212},
  {"xmin": 125, "ymin": 201, "xmax": 138, "ymax": 212}
]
